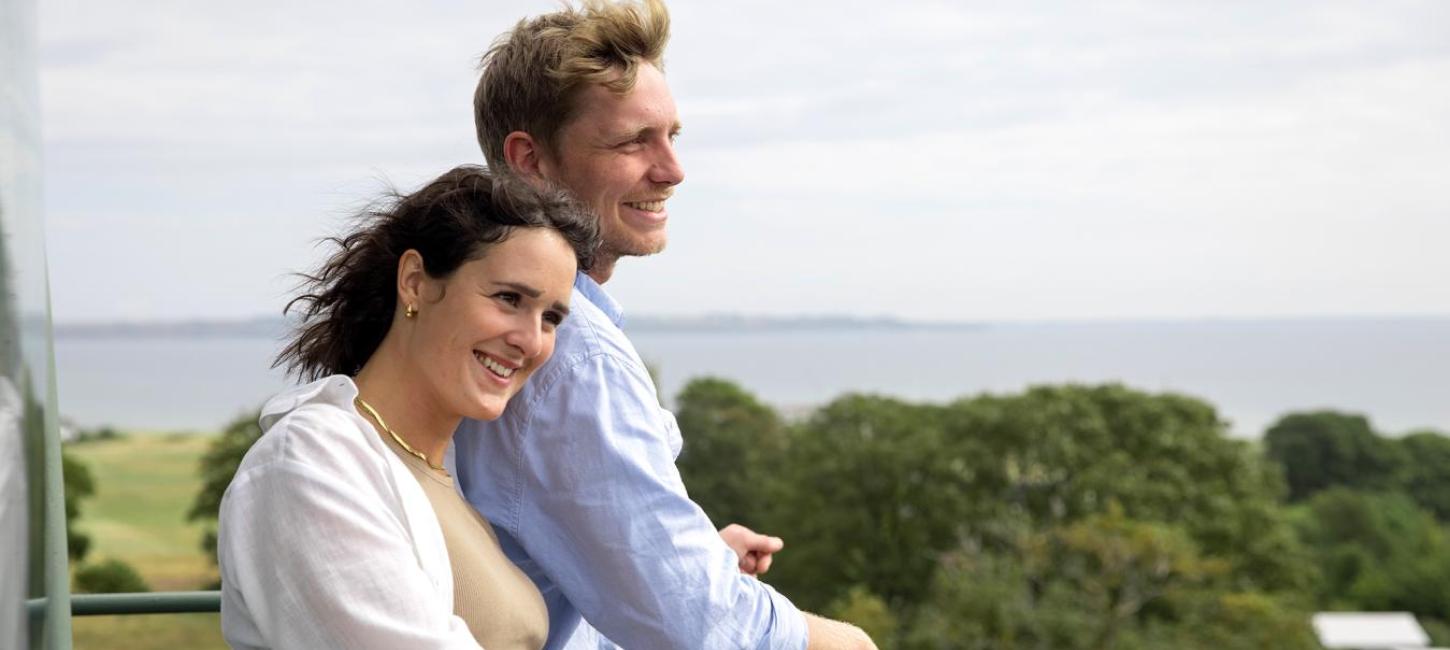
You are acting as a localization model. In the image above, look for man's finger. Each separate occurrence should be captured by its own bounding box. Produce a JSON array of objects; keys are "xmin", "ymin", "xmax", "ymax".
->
[
  {"xmin": 740, "ymin": 532, "xmax": 783, "ymax": 553},
  {"xmin": 739, "ymin": 551, "xmax": 759, "ymax": 575},
  {"xmin": 755, "ymin": 552, "xmax": 774, "ymax": 575}
]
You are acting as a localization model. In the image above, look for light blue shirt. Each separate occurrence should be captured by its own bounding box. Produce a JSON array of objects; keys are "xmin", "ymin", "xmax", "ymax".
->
[{"xmin": 453, "ymin": 272, "xmax": 808, "ymax": 650}]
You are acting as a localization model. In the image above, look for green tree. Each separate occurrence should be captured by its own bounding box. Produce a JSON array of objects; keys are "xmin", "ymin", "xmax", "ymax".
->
[
  {"xmin": 1035, "ymin": 507, "xmax": 1222, "ymax": 650},
  {"xmin": 826, "ymin": 586, "xmax": 899, "ymax": 649},
  {"xmin": 1264, "ymin": 411, "xmax": 1405, "ymax": 502},
  {"xmin": 763, "ymin": 394, "xmax": 979, "ymax": 616},
  {"xmin": 189, "ymin": 408, "xmax": 263, "ymax": 567},
  {"xmin": 62, "ymin": 449, "xmax": 95, "ymax": 562},
  {"xmin": 1132, "ymin": 590, "xmax": 1319, "ymax": 650},
  {"xmin": 674, "ymin": 377, "xmax": 786, "ymax": 528},
  {"xmin": 1395, "ymin": 430, "xmax": 1450, "ymax": 521},
  {"xmin": 907, "ymin": 512, "xmax": 1316, "ymax": 650},
  {"xmin": 906, "ymin": 538, "xmax": 1048, "ymax": 650},
  {"xmin": 1291, "ymin": 488, "xmax": 1450, "ymax": 617},
  {"xmin": 950, "ymin": 385, "xmax": 1311, "ymax": 593},
  {"xmin": 761, "ymin": 383, "xmax": 1311, "ymax": 646},
  {"xmin": 74, "ymin": 557, "xmax": 150, "ymax": 594}
]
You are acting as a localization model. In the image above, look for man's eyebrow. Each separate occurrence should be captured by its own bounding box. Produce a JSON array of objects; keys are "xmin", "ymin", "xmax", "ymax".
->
[{"xmin": 610, "ymin": 121, "xmax": 683, "ymax": 140}]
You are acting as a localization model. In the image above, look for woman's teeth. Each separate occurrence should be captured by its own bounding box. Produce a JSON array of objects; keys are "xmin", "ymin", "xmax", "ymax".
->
[{"xmin": 475, "ymin": 351, "xmax": 515, "ymax": 378}]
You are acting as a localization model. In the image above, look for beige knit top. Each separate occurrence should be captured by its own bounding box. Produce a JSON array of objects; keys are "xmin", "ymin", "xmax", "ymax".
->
[{"xmin": 386, "ymin": 439, "xmax": 549, "ymax": 650}]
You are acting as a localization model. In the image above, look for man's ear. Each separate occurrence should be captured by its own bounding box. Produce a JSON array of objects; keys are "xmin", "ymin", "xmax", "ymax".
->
[
  {"xmin": 396, "ymin": 249, "xmax": 427, "ymax": 316},
  {"xmin": 503, "ymin": 131, "xmax": 547, "ymax": 179}
]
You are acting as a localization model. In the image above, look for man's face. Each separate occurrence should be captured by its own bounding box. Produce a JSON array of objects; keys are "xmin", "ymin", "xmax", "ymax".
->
[{"xmin": 539, "ymin": 63, "xmax": 684, "ymax": 266}]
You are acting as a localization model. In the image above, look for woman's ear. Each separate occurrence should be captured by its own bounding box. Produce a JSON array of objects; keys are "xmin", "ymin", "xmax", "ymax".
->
[{"xmin": 396, "ymin": 249, "xmax": 427, "ymax": 318}]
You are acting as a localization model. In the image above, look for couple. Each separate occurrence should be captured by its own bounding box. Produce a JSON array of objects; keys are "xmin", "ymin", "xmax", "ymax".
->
[{"xmin": 216, "ymin": 1, "xmax": 877, "ymax": 648}]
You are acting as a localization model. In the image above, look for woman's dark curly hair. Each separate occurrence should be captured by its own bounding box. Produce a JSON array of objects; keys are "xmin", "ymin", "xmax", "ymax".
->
[{"xmin": 275, "ymin": 165, "xmax": 598, "ymax": 381}]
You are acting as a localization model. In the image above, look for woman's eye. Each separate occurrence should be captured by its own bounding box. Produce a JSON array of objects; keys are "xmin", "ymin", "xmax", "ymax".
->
[
  {"xmin": 494, "ymin": 292, "xmax": 521, "ymax": 306},
  {"xmin": 543, "ymin": 310, "xmax": 564, "ymax": 327}
]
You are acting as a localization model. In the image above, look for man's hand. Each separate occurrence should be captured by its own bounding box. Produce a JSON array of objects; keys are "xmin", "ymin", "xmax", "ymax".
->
[{"xmin": 717, "ymin": 524, "xmax": 784, "ymax": 576}]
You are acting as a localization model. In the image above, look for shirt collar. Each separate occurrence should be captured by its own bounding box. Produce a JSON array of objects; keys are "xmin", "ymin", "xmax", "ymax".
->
[
  {"xmin": 259, "ymin": 374, "xmax": 359, "ymax": 432},
  {"xmin": 574, "ymin": 271, "xmax": 624, "ymax": 328}
]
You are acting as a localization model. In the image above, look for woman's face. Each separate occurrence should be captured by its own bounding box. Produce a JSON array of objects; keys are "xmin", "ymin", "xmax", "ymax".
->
[{"xmin": 408, "ymin": 227, "xmax": 577, "ymax": 422}]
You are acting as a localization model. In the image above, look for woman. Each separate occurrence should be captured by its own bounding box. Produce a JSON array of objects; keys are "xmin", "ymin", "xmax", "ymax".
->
[{"xmin": 217, "ymin": 166, "xmax": 596, "ymax": 649}]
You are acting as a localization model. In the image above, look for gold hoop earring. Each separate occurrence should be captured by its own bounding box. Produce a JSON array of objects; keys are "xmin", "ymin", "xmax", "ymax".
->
[{"xmin": 404, "ymin": 304, "xmax": 418, "ymax": 319}]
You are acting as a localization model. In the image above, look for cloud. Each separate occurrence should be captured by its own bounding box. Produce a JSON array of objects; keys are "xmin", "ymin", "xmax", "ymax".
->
[{"xmin": 38, "ymin": 0, "xmax": 1450, "ymax": 321}]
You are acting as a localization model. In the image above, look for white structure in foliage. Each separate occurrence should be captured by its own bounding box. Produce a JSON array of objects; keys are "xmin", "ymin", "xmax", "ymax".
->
[{"xmin": 1311, "ymin": 612, "xmax": 1441, "ymax": 649}]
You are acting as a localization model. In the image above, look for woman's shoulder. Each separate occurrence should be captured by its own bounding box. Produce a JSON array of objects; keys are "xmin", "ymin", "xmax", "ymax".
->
[{"xmin": 230, "ymin": 376, "xmax": 385, "ymax": 490}]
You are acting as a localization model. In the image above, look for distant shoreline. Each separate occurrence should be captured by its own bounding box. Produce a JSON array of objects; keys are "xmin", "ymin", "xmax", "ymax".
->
[
  {"xmin": 52, "ymin": 313, "xmax": 1449, "ymax": 339},
  {"xmin": 52, "ymin": 314, "xmax": 986, "ymax": 339}
]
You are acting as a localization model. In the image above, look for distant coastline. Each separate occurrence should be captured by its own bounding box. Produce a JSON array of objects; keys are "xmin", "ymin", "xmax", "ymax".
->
[
  {"xmin": 54, "ymin": 317, "xmax": 290, "ymax": 340},
  {"xmin": 51, "ymin": 313, "xmax": 1450, "ymax": 340},
  {"xmin": 51, "ymin": 316, "xmax": 1450, "ymax": 434},
  {"xmin": 52, "ymin": 314, "xmax": 986, "ymax": 339}
]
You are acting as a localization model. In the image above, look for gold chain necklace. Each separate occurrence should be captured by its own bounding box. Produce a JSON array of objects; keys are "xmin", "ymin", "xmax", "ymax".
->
[{"xmin": 354, "ymin": 396, "xmax": 447, "ymax": 474}]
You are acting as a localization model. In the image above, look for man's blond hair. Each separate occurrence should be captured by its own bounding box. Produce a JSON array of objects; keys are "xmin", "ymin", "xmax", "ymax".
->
[{"xmin": 474, "ymin": 0, "xmax": 670, "ymax": 170}]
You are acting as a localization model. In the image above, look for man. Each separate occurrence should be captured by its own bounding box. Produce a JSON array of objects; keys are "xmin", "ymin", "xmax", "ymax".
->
[{"xmin": 452, "ymin": 1, "xmax": 876, "ymax": 648}]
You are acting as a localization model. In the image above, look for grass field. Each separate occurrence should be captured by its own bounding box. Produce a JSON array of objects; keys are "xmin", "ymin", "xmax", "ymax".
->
[{"xmin": 66, "ymin": 432, "xmax": 227, "ymax": 649}]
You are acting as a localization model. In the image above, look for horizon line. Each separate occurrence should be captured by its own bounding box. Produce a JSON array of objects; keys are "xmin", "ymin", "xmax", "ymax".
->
[{"xmin": 51, "ymin": 311, "xmax": 1450, "ymax": 330}]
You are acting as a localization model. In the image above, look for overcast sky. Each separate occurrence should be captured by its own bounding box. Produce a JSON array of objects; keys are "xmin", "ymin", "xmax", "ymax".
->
[{"xmin": 38, "ymin": 0, "xmax": 1450, "ymax": 324}]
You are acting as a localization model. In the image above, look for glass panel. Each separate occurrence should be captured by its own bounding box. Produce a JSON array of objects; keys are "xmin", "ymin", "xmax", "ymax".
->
[{"xmin": 1, "ymin": 0, "xmax": 71, "ymax": 647}]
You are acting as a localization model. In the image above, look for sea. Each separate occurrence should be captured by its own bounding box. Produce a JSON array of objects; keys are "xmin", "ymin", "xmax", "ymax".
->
[{"xmin": 52, "ymin": 317, "xmax": 1449, "ymax": 438}]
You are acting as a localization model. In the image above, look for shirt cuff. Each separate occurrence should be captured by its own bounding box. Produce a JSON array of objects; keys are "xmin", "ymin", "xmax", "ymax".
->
[{"xmin": 761, "ymin": 580, "xmax": 809, "ymax": 650}]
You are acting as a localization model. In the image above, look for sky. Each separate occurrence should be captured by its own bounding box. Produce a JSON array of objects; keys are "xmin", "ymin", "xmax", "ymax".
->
[{"xmin": 38, "ymin": 0, "xmax": 1450, "ymax": 324}]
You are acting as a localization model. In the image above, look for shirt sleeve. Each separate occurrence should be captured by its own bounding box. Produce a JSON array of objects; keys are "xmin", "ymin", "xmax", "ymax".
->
[
  {"xmin": 218, "ymin": 410, "xmax": 481, "ymax": 650},
  {"xmin": 510, "ymin": 351, "xmax": 808, "ymax": 650}
]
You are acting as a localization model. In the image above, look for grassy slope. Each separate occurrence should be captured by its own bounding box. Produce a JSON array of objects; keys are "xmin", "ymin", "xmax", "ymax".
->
[{"xmin": 66, "ymin": 433, "xmax": 226, "ymax": 649}]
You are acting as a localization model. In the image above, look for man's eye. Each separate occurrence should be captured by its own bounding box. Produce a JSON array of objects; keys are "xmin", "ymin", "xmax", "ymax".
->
[{"xmin": 544, "ymin": 310, "xmax": 564, "ymax": 326}]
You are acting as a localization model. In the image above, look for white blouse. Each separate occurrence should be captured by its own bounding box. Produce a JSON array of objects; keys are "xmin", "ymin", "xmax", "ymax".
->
[{"xmin": 218, "ymin": 375, "xmax": 481, "ymax": 649}]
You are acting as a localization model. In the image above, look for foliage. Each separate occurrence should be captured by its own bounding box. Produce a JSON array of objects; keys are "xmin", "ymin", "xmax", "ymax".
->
[
  {"xmin": 71, "ymin": 425, "xmax": 124, "ymax": 444},
  {"xmin": 673, "ymin": 380, "xmax": 1321, "ymax": 646},
  {"xmin": 1033, "ymin": 506, "xmax": 1221, "ymax": 648},
  {"xmin": 948, "ymin": 385, "xmax": 1311, "ymax": 593},
  {"xmin": 62, "ymin": 448, "xmax": 96, "ymax": 561},
  {"xmin": 75, "ymin": 557, "xmax": 151, "ymax": 594},
  {"xmin": 1130, "ymin": 590, "xmax": 1319, "ymax": 650},
  {"xmin": 906, "ymin": 537, "xmax": 1045, "ymax": 650},
  {"xmin": 904, "ymin": 507, "xmax": 1305, "ymax": 650},
  {"xmin": 1263, "ymin": 411, "xmax": 1405, "ymax": 502},
  {"xmin": 1395, "ymin": 430, "xmax": 1450, "ymax": 521},
  {"xmin": 73, "ymin": 373, "xmax": 1444, "ymax": 647},
  {"xmin": 1290, "ymin": 488, "xmax": 1450, "ymax": 617},
  {"xmin": 827, "ymin": 586, "xmax": 899, "ymax": 648},
  {"xmin": 188, "ymin": 409, "xmax": 263, "ymax": 565},
  {"xmin": 674, "ymin": 377, "xmax": 787, "ymax": 528},
  {"xmin": 902, "ymin": 507, "xmax": 1303, "ymax": 650},
  {"xmin": 1422, "ymin": 617, "xmax": 1450, "ymax": 646},
  {"xmin": 763, "ymin": 394, "xmax": 975, "ymax": 614}
]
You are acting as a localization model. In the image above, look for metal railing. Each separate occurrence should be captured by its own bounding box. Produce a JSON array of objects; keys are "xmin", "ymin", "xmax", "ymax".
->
[{"xmin": 27, "ymin": 591, "xmax": 221, "ymax": 620}]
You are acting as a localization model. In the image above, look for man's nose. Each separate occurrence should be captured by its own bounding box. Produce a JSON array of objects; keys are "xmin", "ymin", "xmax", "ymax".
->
[{"xmin": 650, "ymin": 141, "xmax": 685, "ymax": 187}]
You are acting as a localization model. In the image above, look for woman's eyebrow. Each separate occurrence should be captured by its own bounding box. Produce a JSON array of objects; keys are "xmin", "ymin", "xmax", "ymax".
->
[
  {"xmin": 491, "ymin": 280, "xmax": 541, "ymax": 298},
  {"xmin": 493, "ymin": 280, "xmax": 570, "ymax": 315}
]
